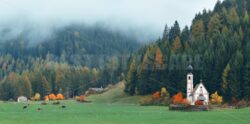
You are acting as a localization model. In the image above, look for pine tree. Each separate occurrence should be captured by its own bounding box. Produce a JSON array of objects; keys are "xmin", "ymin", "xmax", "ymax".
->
[
  {"xmin": 41, "ymin": 76, "xmax": 51, "ymax": 96},
  {"xmin": 243, "ymin": 43, "xmax": 250, "ymax": 100},
  {"xmin": 243, "ymin": 10, "xmax": 249, "ymax": 24},
  {"xmin": 125, "ymin": 57, "xmax": 137, "ymax": 95},
  {"xmin": 162, "ymin": 24, "xmax": 170, "ymax": 41},
  {"xmin": 169, "ymin": 21, "xmax": 181, "ymax": 41},
  {"xmin": 208, "ymin": 13, "xmax": 221, "ymax": 39}
]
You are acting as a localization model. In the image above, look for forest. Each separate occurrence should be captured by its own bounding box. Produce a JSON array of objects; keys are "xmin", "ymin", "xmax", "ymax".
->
[
  {"xmin": 125, "ymin": 0, "xmax": 250, "ymax": 102},
  {"xmin": 0, "ymin": 24, "xmax": 140, "ymax": 100}
]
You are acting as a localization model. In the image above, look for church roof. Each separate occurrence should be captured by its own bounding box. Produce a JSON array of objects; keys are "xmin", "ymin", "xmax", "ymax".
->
[{"xmin": 193, "ymin": 80, "xmax": 209, "ymax": 94}]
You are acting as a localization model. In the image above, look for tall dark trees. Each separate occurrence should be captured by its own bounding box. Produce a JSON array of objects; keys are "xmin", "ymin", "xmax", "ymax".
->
[{"xmin": 124, "ymin": 0, "xmax": 250, "ymax": 101}]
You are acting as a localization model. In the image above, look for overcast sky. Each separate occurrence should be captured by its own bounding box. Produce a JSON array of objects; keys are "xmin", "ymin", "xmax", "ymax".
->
[{"xmin": 0, "ymin": 0, "xmax": 218, "ymax": 42}]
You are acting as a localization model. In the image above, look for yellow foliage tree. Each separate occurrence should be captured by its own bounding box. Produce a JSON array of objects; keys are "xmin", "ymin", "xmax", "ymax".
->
[
  {"xmin": 160, "ymin": 87, "xmax": 169, "ymax": 98},
  {"xmin": 211, "ymin": 91, "xmax": 223, "ymax": 105},
  {"xmin": 34, "ymin": 93, "xmax": 41, "ymax": 101},
  {"xmin": 44, "ymin": 95, "xmax": 49, "ymax": 101},
  {"xmin": 172, "ymin": 37, "xmax": 181, "ymax": 54}
]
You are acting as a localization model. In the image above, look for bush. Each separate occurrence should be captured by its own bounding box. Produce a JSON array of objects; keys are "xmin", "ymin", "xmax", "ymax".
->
[
  {"xmin": 152, "ymin": 91, "xmax": 160, "ymax": 100},
  {"xmin": 195, "ymin": 100, "xmax": 204, "ymax": 105},
  {"xmin": 235, "ymin": 100, "xmax": 249, "ymax": 109},
  {"xmin": 33, "ymin": 93, "xmax": 41, "ymax": 101},
  {"xmin": 79, "ymin": 95, "xmax": 85, "ymax": 102},
  {"xmin": 75, "ymin": 95, "xmax": 86, "ymax": 102},
  {"xmin": 48, "ymin": 93, "xmax": 57, "ymax": 100},
  {"xmin": 210, "ymin": 91, "xmax": 223, "ymax": 105},
  {"xmin": 44, "ymin": 95, "xmax": 49, "ymax": 101},
  {"xmin": 75, "ymin": 96, "xmax": 80, "ymax": 101},
  {"xmin": 56, "ymin": 93, "xmax": 64, "ymax": 100},
  {"xmin": 172, "ymin": 92, "xmax": 183, "ymax": 105}
]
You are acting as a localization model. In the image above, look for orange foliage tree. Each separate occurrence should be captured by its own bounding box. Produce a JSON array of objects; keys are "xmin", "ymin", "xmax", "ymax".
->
[
  {"xmin": 172, "ymin": 92, "xmax": 189, "ymax": 105},
  {"xmin": 152, "ymin": 91, "xmax": 160, "ymax": 100},
  {"xmin": 172, "ymin": 92, "xmax": 183, "ymax": 104},
  {"xmin": 48, "ymin": 93, "xmax": 57, "ymax": 100},
  {"xmin": 56, "ymin": 93, "xmax": 64, "ymax": 100},
  {"xmin": 79, "ymin": 95, "xmax": 85, "ymax": 102},
  {"xmin": 155, "ymin": 47, "xmax": 163, "ymax": 65}
]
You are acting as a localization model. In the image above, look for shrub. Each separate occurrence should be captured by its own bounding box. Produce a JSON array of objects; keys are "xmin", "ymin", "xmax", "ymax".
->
[
  {"xmin": 172, "ymin": 92, "xmax": 183, "ymax": 104},
  {"xmin": 210, "ymin": 91, "xmax": 223, "ymax": 105},
  {"xmin": 34, "ymin": 93, "xmax": 41, "ymax": 101},
  {"xmin": 160, "ymin": 87, "xmax": 169, "ymax": 98},
  {"xmin": 75, "ymin": 96, "xmax": 80, "ymax": 101},
  {"xmin": 56, "ymin": 93, "xmax": 64, "ymax": 100},
  {"xmin": 44, "ymin": 95, "xmax": 49, "ymax": 101},
  {"xmin": 79, "ymin": 95, "xmax": 85, "ymax": 102},
  {"xmin": 181, "ymin": 98, "xmax": 190, "ymax": 105},
  {"xmin": 236, "ymin": 100, "xmax": 249, "ymax": 109},
  {"xmin": 48, "ymin": 93, "xmax": 57, "ymax": 100},
  {"xmin": 152, "ymin": 91, "xmax": 160, "ymax": 100},
  {"xmin": 195, "ymin": 100, "xmax": 204, "ymax": 105}
]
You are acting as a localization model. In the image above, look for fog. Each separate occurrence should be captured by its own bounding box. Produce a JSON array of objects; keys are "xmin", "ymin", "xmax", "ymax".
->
[{"xmin": 0, "ymin": 0, "xmax": 218, "ymax": 43}]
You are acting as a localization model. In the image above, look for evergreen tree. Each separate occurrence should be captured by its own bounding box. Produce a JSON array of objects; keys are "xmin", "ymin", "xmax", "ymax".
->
[
  {"xmin": 169, "ymin": 21, "xmax": 181, "ymax": 42},
  {"xmin": 125, "ymin": 56, "xmax": 137, "ymax": 95}
]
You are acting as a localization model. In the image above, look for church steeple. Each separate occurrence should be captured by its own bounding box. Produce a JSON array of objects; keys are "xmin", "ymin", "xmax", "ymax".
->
[{"xmin": 186, "ymin": 64, "xmax": 193, "ymax": 103}]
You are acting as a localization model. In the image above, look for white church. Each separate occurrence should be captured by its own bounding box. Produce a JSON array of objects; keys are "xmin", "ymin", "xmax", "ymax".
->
[{"xmin": 186, "ymin": 65, "xmax": 209, "ymax": 105}]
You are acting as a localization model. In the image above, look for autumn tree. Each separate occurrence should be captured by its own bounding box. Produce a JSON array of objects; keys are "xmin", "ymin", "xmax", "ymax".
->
[
  {"xmin": 172, "ymin": 92, "xmax": 183, "ymax": 104},
  {"xmin": 227, "ymin": 7, "xmax": 240, "ymax": 25},
  {"xmin": 154, "ymin": 47, "xmax": 163, "ymax": 68},
  {"xmin": 191, "ymin": 19, "xmax": 205, "ymax": 42},
  {"xmin": 210, "ymin": 91, "xmax": 223, "ymax": 105},
  {"xmin": 172, "ymin": 37, "xmax": 181, "ymax": 54}
]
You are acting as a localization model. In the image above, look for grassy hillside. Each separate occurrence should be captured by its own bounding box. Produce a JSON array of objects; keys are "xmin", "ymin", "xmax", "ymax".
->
[{"xmin": 87, "ymin": 82, "xmax": 146, "ymax": 104}]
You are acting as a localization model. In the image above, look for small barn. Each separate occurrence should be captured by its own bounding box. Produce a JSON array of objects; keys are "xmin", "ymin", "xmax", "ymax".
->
[{"xmin": 17, "ymin": 96, "xmax": 28, "ymax": 103}]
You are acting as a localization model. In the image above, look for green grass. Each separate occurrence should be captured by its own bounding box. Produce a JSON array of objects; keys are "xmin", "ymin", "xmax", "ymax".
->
[
  {"xmin": 0, "ymin": 100, "xmax": 250, "ymax": 124},
  {"xmin": 0, "ymin": 83, "xmax": 250, "ymax": 124}
]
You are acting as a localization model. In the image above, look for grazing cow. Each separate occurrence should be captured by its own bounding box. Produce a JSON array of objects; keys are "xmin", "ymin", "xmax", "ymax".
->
[{"xmin": 23, "ymin": 106, "xmax": 28, "ymax": 109}]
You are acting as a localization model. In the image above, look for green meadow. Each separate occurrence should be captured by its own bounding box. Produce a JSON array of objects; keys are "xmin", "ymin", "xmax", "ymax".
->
[{"xmin": 0, "ymin": 100, "xmax": 250, "ymax": 124}]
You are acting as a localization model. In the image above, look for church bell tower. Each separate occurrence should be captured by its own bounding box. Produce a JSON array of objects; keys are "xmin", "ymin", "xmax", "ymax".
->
[{"xmin": 187, "ymin": 65, "xmax": 193, "ymax": 103}]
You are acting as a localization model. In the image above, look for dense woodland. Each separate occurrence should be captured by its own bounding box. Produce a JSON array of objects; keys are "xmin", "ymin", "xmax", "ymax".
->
[
  {"xmin": 125, "ymin": 0, "xmax": 250, "ymax": 102},
  {"xmin": 0, "ymin": 25, "xmax": 140, "ymax": 100}
]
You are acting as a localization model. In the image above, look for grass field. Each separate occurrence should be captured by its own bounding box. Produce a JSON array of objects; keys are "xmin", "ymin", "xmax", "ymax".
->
[
  {"xmin": 0, "ymin": 83, "xmax": 250, "ymax": 124},
  {"xmin": 0, "ymin": 100, "xmax": 250, "ymax": 124}
]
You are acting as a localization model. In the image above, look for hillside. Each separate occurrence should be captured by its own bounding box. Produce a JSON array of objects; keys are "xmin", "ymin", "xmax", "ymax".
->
[
  {"xmin": 125, "ymin": 0, "xmax": 250, "ymax": 102},
  {"xmin": 87, "ymin": 81, "xmax": 144, "ymax": 104}
]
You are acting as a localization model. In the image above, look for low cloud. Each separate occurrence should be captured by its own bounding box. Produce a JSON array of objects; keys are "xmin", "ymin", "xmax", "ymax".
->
[{"xmin": 0, "ymin": 0, "xmax": 218, "ymax": 43}]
